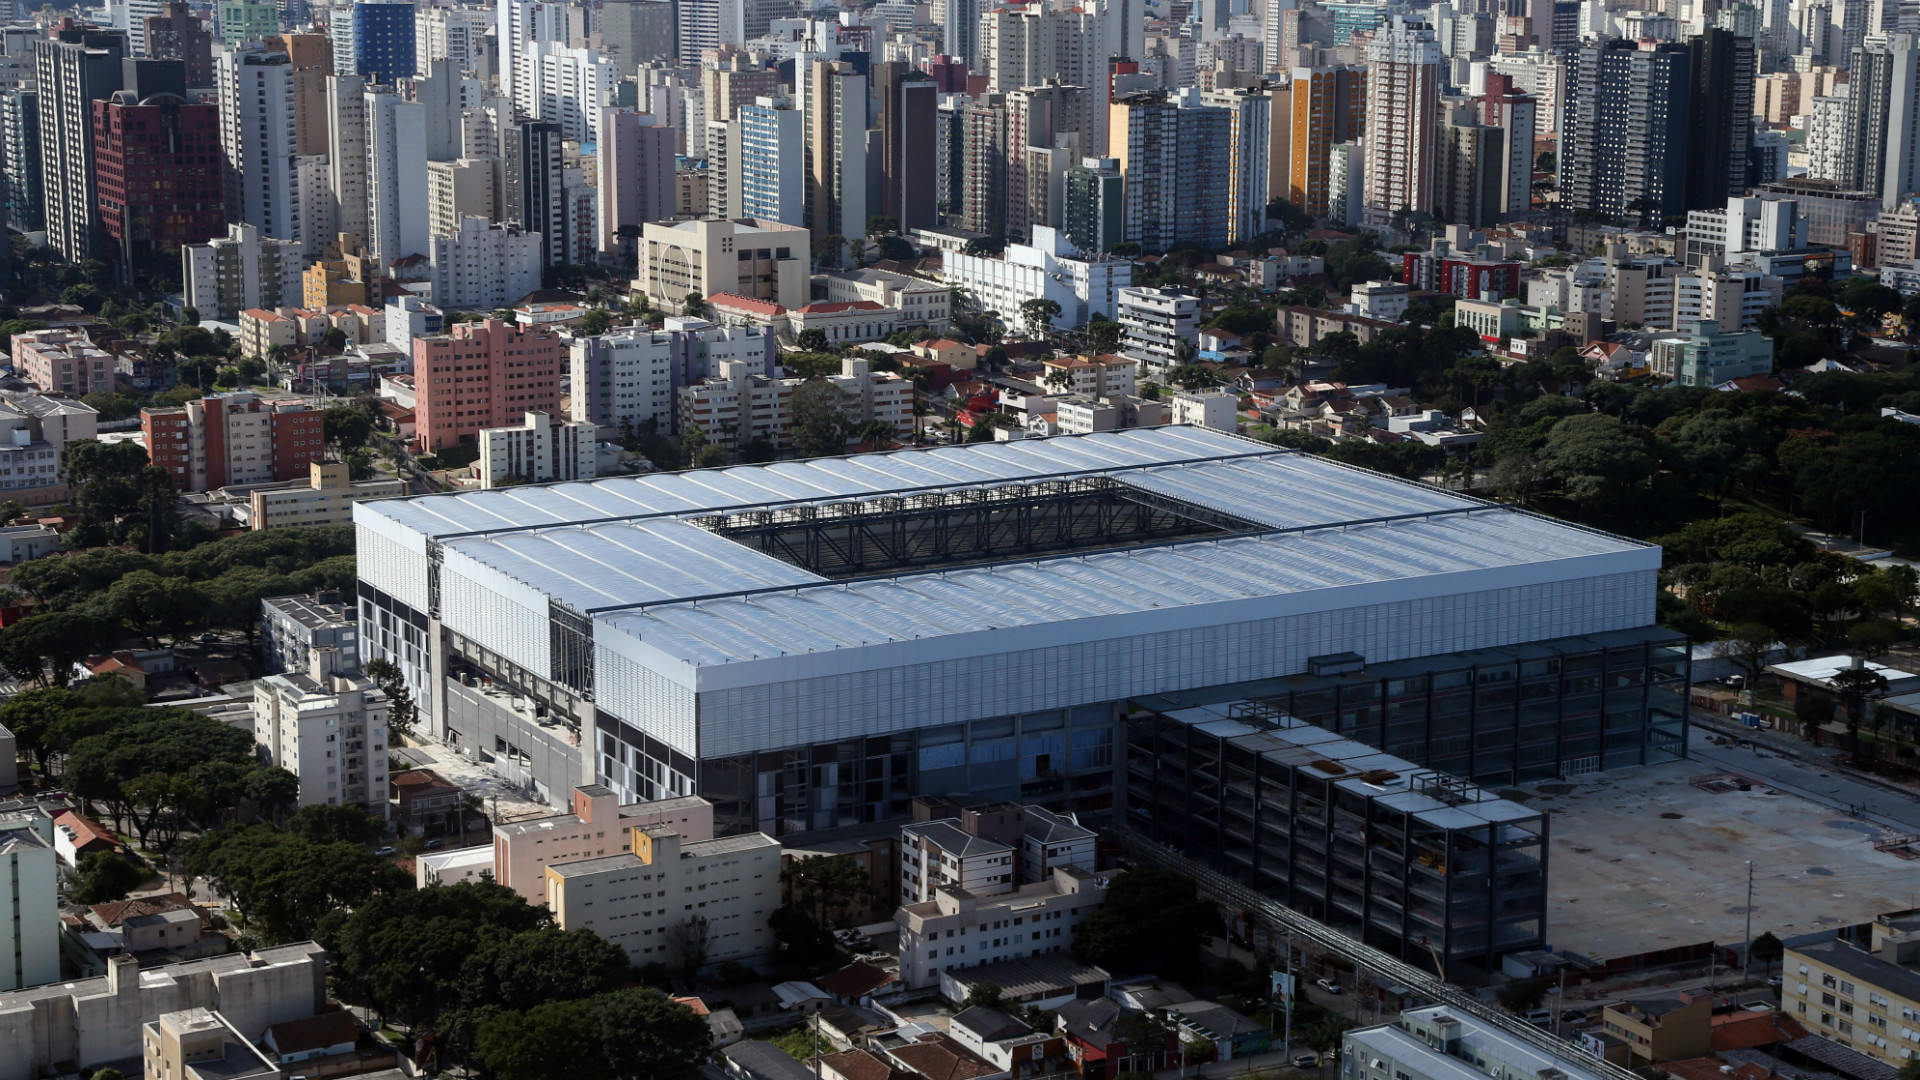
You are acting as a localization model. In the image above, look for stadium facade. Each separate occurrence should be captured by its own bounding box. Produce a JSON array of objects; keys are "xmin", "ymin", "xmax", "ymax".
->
[{"xmin": 354, "ymin": 428, "xmax": 1670, "ymax": 838}]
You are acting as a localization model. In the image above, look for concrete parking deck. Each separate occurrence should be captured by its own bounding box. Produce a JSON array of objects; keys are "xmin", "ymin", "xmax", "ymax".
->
[{"xmin": 1519, "ymin": 730, "xmax": 1920, "ymax": 963}]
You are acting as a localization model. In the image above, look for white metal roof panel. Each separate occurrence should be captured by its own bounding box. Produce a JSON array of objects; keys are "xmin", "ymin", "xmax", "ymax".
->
[
  {"xmin": 360, "ymin": 427, "xmax": 1271, "ymax": 539},
  {"xmin": 599, "ymin": 508, "xmax": 1645, "ymax": 665},
  {"xmin": 441, "ymin": 518, "xmax": 824, "ymax": 612},
  {"xmin": 1121, "ymin": 453, "xmax": 1478, "ymax": 530}
]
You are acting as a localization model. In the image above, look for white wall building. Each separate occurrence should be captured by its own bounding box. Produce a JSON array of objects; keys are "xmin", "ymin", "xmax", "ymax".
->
[
  {"xmin": 430, "ymin": 215, "xmax": 546, "ymax": 311},
  {"xmin": 219, "ymin": 47, "xmax": 303, "ymax": 249},
  {"xmin": 902, "ymin": 819, "xmax": 1016, "ymax": 903},
  {"xmin": 183, "ymin": 223, "xmax": 306, "ymax": 321},
  {"xmin": 514, "ymin": 41, "xmax": 613, "ymax": 144},
  {"xmin": 385, "ymin": 296, "xmax": 446, "ymax": 356},
  {"xmin": 816, "ymin": 268, "xmax": 951, "ymax": 330},
  {"xmin": 364, "ymin": 88, "xmax": 430, "ymax": 264},
  {"xmin": 1170, "ymin": 387, "xmax": 1239, "ymax": 432},
  {"xmin": 0, "ymin": 820, "xmax": 58, "ymax": 991},
  {"xmin": 1350, "ymin": 280, "xmax": 1412, "ymax": 322},
  {"xmin": 478, "ymin": 410, "xmax": 599, "ymax": 488},
  {"xmin": 252, "ymin": 652, "xmax": 390, "ymax": 817},
  {"xmin": 942, "ymin": 226, "xmax": 1133, "ymax": 331},
  {"xmin": 569, "ymin": 317, "xmax": 773, "ymax": 436},
  {"xmin": 896, "ymin": 867, "xmax": 1110, "ymax": 991},
  {"xmin": 1116, "ymin": 286, "xmax": 1198, "ymax": 375}
]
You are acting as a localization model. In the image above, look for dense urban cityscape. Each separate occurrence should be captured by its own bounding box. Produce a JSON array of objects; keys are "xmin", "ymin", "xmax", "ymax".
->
[{"xmin": 0, "ymin": 1, "xmax": 1919, "ymax": 1080}]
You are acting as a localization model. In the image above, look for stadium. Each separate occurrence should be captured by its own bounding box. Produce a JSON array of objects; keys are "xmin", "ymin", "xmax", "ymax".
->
[{"xmin": 353, "ymin": 427, "xmax": 1678, "ymax": 838}]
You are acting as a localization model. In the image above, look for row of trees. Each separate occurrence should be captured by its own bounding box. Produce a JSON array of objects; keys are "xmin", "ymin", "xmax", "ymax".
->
[{"xmin": 0, "ymin": 526, "xmax": 356, "ymax": 685}]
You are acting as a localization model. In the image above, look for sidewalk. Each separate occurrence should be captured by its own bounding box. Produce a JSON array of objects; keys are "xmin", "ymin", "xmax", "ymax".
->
[{"xmin": 1153, "ymin": 1046, "xmax": 1326, "ymax": 1080}]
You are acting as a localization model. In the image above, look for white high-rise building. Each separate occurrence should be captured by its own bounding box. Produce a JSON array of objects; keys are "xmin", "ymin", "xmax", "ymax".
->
[
  {"xmin": 676, "ymin": 0, "xmax": 746, "ymax": 64},
  {"xmin": 1201, "ymin": 86, "xmax": 1270, "ymax": 243},
  {"xmin": 416, "ymin": 5, "xmax": 490, "ymax": 75},
  {"xmin": 571, "ymin": 317, "xmax": 773, "ymax": 436},
  {"xmin": 706, "ymin": 120, "xmax": 739, "ymax": 219},
  {"xmin": 430, "ymin": 214, "xmax": 546, "ymax": 310},
  {"xmin": 514, "ymin": 41, "xmax": 613, "ymax": 143},
  {"xmin": 496, "ymin": 0, "xmax": 569, "ymax": 100},
  {"xmin": 327, "ymin": 73, "xmax": 370, "ymax": 244},
  {"xmin": 220, "ymin": 46, "xmax": 303, "ymax": 248},
  {"xmin": 1362, "ymin": 16, "xmax": 1441, "ymax": 226},
  {"xmin": 739, "ymin": 95, "xmax": 804, "ymax": 226},
  {"xmin": 365, "ymin": 87, "xmax": 429, "ymax": 263}
]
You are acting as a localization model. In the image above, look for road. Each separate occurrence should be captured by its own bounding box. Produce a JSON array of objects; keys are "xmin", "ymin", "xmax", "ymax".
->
[{"xmin": 1685, "ymin": 725, "xmax": 1920, "ymax": 834}]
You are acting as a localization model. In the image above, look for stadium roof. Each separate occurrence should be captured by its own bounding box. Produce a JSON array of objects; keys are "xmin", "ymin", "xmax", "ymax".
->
[{"xmin": 362, "ymin": 429, "xmax": 1657, "ymax": 670}]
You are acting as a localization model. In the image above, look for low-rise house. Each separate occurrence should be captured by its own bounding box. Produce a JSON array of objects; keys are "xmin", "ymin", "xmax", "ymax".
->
[
  {"xmin": 1165, "ymin": 1000, "xmax": 1268, "ymax": 1063},
  {"xmin": 260, "ymin": 1010, "xmax": 357, "ymax": 1064},
  {"xmin": 819, "ymin": 1048, "xmax": 914, "ymax": 1080},
  {"xmin": 1054, "ymin": 997, "xmax": 1177, "ymax": 1080},
  {"xmin": 950, "ymin": 1007, "xmax": 1064, "ymax": 1078},
  {"xmin": 391, "ymin": 769, "xmax": 463, "ymax": 836},
  {"xmin": 888, "ymin": 1033, "xmax": 1008, "ymax": 1080},
  {"xmin": 52, "ymin": 809, "xmax": 123, "ymax": 867},
  {"xmin": 789, "ymin": 301, "xmax": 897, "ymax": 346},
  {"xmin": 725, "ymin": 1041, "xmax": 820, "ymax": 1080}
]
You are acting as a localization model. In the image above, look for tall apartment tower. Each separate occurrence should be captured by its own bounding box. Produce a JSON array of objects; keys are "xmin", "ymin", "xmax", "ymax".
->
[
  {"xmin": 95, "ymin": 64, "xmax": 226, "ymax": 279},
  {"xmin": 143, "ymin": 1, "xmax": 214, "ymax": 86},
  {"xmin": 806, "ymin": 59, "xmax": 869, "ymax": 248},
  {"xmin": 876, "ymin": 62, "xmax": 939, "ymax": 233},
  {"xmin": 1436, "ymin": 102, "xmax": 1503, "ymax": 228},
  {"xmin": 504, "ymin": 117, "xmax": 567, "ymax": 266},
  {"xmin": 739, "ymin": 96, "xmax": 804, "ymax": 226},
  {"xmin": 1005, "ymin": 82, "xmax": 1086, "ymax": 244},
  {"xmin": 959, "ymin": 92, "xmax": 1008, "ymax": 239},
  {"xmin": 1562, "ymin": 39, "xmax": 1691, "ymax": 220},
  {"xmin": 35, "ymin": 28, "xmax": 129, "ymax": 262},
  {"xmin": 1360, "ymin": 15, "xmax": 1440, "ymax": 227},
  {"xmin": 326, "ymin": 73, "xmax": 369, "ymax": 243},
  {"xmin": 220, "ymin": 46, "xmax": 302, "ymax": 246},
  {"xmin": 1477, "ymin": 73, "xmax": 1536, "ymax": 217},
  {"xmin": 1202, "ymin": 86, "xmax": 1271, "ymax": 243},
  {"xmin": 353, "ymin": 0, "xmax": 416, "ymax": 84},
  {"xmin": 496, "ymin": 0, "xmax": 568, "ymax": 100},
  {"xmin": 1841, "ymin": 34, "xmax": 1920, "ymax": 208},
  {"xmin": 1288, "ymin": 66, "xmax": 1364, "ymax": 217},
  {"xmin": 1064, "ymin": 156, "xmax": 1124, "ymax": 255},
  {"xmin": 364, "ymin": 86, "xmax": 428, "ymax": 263},
  {"xmin": 266, "ymin": 33, "xmax": 333, "ymax": 156},
  {"xmin": 598, "ymin": 107, "xmax": 676, "ymax": 259},
  {"xmin": 1, "ymin": 90, "xmax": 42, "ymax": 232},
  {"xmin": 1683, "ymin": 27, "xmax": 1755, "ymax": 213},
  {"xmin": 943, "ymin": 0, "xmax": 980, "ymax": 68},
  {"xmin": 1111, "ymin": 90, "xmax": 1232, "ymax": 251}
]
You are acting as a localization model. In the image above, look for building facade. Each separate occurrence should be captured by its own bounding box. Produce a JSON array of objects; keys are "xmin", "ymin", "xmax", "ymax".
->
[
  {"xmin": 253, "ymin": 652, "xmax": 391, "ymax": 815},
  {"xmin": 640, "ymin": 217, "xmax": 810, "ymax": 311},
  {"xmin": 546, "ymin": 824, "xmax": 781, "ymax": 968},
  {"xmin": 140, "ymin": 391, "xmax": 327, "ymax": 492},
  {"xmin": 182, "ymin": 223, "xmax": 305, "ymax": 319},
  {"xmin": 429, "ymin": 215, "xmax": 545, "ymax": 311},
  {"xmin": 261, "ymin": 591, "xmax": 358, "ymax": 675},
  {"xmin": 477, "ymin": 410, "xmax": 598, "ymax": 488},
  {"xmin": 410, "ymin": 318, "xmax": 562, "ymax": 451}
]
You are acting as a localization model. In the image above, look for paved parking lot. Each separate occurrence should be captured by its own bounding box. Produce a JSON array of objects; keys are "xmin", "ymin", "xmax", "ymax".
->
[{"xmin": 1519, "ymin": 730, "xmax": 1920, "ymax": 962}]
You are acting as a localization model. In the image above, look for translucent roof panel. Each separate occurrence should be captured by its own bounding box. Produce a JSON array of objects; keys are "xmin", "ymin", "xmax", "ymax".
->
[
  {"xmin": 599, "ymin": 507, "xmax": 1648, "ymax": 665},
  {"xmin": 442, "ymin": 519, "xmax": 825, "ymax": 612},
  {"xmin": 1122, "ymin": 454, "xmax": 1480, "ymax": 530},
  {"xmin": 363, "ymin": 427, "xmax": 1272, "ymax": 539}
]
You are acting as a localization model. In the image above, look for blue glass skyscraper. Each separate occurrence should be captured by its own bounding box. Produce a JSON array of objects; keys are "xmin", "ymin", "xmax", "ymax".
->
[{"xmin": 352, "ymin": 0, "xmax": 415, "ymax": 85}]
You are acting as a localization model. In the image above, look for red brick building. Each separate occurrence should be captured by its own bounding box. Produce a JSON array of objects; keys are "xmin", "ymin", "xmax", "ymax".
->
[
  {"xmin": 92, "ymin": 89, "xmax": 224, "ymax": 277},
  {"xmin": 412, "ymin": 318, "xmax": 563, "ymax": 452},
  {"xmin": 141, "ymin": 391, "xmax": 326, "ymax": 492}
]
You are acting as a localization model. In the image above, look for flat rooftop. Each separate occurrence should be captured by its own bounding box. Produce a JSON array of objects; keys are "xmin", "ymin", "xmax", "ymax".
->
[{"xmin": 1524, "ymin": 743, "xmax": 1920, "ymax": 964}]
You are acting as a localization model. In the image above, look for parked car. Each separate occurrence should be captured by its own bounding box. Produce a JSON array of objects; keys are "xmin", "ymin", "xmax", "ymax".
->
[
  {"xmin": 375, "ymin": 846, "xmax": 397, "ymax": 857},
  {"xmin": 1293, "ymin": 1054, "xmax": 1319, "ymax": 1068},
  {"xmin": 1315, "ymin": 978, "xmax": 1343, "ymax": 994},
  {"xmin": 1560, "ymin": 1010, "xmax": 1586, "ymax": 1023},
  {"xmin": 1523, "ymin": 1009, "xmax": 1554, "ymax": 1027},
  {"xmin": 424, "ymin": 838, "xmax": 446, "ymax": 850}
]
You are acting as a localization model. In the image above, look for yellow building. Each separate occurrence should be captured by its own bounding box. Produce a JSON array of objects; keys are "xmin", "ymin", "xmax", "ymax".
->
[
  {"xmin": 1600, "ymin": 994, "xmax": 1712, "ymax": 1064},
  {"xmin": 247, "ymin": 461, "xmax": 403, "ymax": 530},
  {"xmin": 302, "ymin": 260, "xmax": 366, "ymax": 310},
  {"xmin": 1784, "ymin": 913, "xmax": 1920, "ymax": 1067}
]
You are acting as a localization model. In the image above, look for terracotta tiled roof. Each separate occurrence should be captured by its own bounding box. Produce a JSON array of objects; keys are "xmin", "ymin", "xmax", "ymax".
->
[
  {"xmin": 709, "ymin": 293, "xmax": 787, "ymax": 317},
  {"xmin": 817, "ymin": 960, "xmax": 895, "ymax": 999},
  {"xmin": 266, "ymin": 1010, "xmax": 358, "ymax": 1055},
  {"xmin": 889, "ymin": 1034, "xmax": 999, "ymax": 1080},
  {"xmin": 1712, "ymin": 1012, "xmax": 1810, "ymax": 1052}
]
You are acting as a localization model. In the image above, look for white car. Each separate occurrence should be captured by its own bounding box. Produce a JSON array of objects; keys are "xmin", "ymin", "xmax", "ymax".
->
[{"xmin": 1315, "ymin": 978, "xmax": 1343, "ymax": 994}]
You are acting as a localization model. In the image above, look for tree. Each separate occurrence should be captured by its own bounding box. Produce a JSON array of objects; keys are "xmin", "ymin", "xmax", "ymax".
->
[
  {"xmin": 1114, "ymin": 1010, "xmax": 1178, "ymax": 1071},
  {"xmin": 962, "ymin": 981, "xmax": 1008, "ymax": 1011},
  {"xmin": 1831, "ymin": 666, "xmax": 1891, "ymax": 736},
  {"xmin": 682, "ymin": 292, "xmax": 707, "ymax": 319},
  {"xmin": 665, "ymin": 915, "xmax": 712, "ymax": 979},
  {"xmin": 789, "ymin": 379, "xmax": 849, "ymax": 458},
  {"xmin": 1712, "ymin": 624, "xmax": 1777, "ymax": 686},
  {"xmin": 1535, "ymin": 413, "xmax": 1656, "ymax": 510},
  {"xmin": 782, "ymin": 854, "xmax": 877, "ymax": 931},
  {"xmin": 1019, "ymin": 297, "xmax": 1062, "ymax": 339},
  {"xmin": 1073, "ymin": 869, "xmax": 1222, "ymax": 977},
  {"xmin": 363, "ymin": 658, "xmax": 416, "ymax": 739},
  {"xmin": 592, "ymin": 988, "xmax": 714, "ymax": 1080},
  {"xmin": 1086, "ymin": 315, "xmax": 1123, "ymax": 353},
  {"xmin": 1851, "ymin": 619, "xmax": 1902, "ymax": 661},
  {"xmin": 580, "ymin": 308, "xmax": 615, "ymax": 336},
  {"xmin": 68, "ymin": 851, "xmax": 150, "ymax": 903},
  {"xmin": 461, "ymin": 926, "xmax": 632, "ymax": 1012},
  {"xmin": 797, "ymin": 328, "xmax": 831, "ymax": 353},
  {"xmin": 323, "ymin": 327, "xmax": 348, "ymax": 351},
  {"xmin": 1750, "ymin": 931, "xmax": 1784, "ymax": 977}
]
